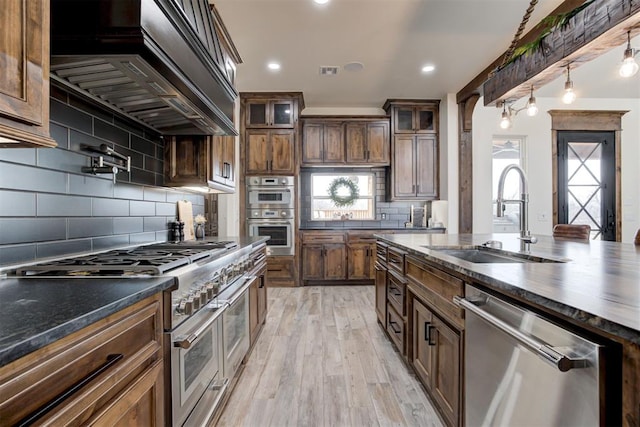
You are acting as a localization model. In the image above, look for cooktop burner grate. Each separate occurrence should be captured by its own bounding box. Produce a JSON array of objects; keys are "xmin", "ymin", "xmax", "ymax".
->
[{"xmin": 14, "ymin": 245, "xmax": 220, "ymax": 276}]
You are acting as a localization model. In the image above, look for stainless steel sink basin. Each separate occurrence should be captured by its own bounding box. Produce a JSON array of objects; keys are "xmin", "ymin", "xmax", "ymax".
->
[{"xmin": 428, "ymin": 247, "xmax": 566, "ymax": 264}]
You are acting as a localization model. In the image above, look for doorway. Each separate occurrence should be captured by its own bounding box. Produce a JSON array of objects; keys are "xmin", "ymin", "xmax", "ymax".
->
[{"xmin": 557, "ymin": 131, "xmax": 616, "ymax": 240}]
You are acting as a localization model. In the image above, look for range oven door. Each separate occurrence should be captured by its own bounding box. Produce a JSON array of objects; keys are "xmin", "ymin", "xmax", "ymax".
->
[
  {"xmin": 247, "ymin": 219, "xmax": 294, "ymax": 256},
  {"xmin": 170, "ymin": 305, "xmax": 226, "ymax": 427},
  {"xmin": 220, "ymin": 277, "xmax": 252, "ymax": 380}
]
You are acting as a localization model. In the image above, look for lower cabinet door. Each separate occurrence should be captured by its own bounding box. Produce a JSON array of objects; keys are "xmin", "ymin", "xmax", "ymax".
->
[
  {"xmin": 323, "ymin": 244, "xmax": 346, "ymax": 280},
  {"xmin": 374, "ymin": 262, "xmax": 387, "ymax": 324},
  {"xmin": 412, "ymin": 298, "xmax": 434, "ymax": 388},
  {"xmin": 89, "ymin": 360, "xmax": 164, "ymax": 426},
  {"xmin": 431, "ymin": 315, "xmax": 461, "ymax": 427}
]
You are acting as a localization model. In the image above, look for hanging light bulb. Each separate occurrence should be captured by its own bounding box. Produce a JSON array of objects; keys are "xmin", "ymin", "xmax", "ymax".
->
[
  {"xmin": 526, "ymin": 86, "xmax": 538, "ymax": 116},
  {"xmin": 619, "ymin": 31, "xmax": 639, "ymax": 78},
  {"xmin": 499, "ymin": 103, "xmax": 511, "ymax": 129},
  {"xmin": 562, "ymin": 65, "xmax": 576, "ymax": 104}
]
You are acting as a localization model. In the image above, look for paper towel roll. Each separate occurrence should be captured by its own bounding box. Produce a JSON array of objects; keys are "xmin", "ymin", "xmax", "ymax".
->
[{"xmin": 431, "ymin": 200, "xmax": 448, "ymax": 229}]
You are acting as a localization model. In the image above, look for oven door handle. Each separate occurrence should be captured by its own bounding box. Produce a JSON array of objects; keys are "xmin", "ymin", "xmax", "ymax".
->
[
  {"xmin": 173, "ymin": 303, "xmax": 226, "ymax": 350},
  {"xmin": 224, "ymin": 276, "xmax": 254, "ymax": 307},
  {"xmin": 247, "ymin": 221, "xmax": 292, "ymax": 225}
]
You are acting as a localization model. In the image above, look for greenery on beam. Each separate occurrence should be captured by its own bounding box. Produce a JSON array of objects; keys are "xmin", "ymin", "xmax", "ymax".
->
[{"xmin": 502, "ymin": 0, "xmax": 596, "ymax": 68}]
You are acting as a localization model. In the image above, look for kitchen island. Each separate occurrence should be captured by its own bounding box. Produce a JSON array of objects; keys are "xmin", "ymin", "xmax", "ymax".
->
[{"xmin": 375, "ymin": 232, "xmax": 640, "ymax": 427}]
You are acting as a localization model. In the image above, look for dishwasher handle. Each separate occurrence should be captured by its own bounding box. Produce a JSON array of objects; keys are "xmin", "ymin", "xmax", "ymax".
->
[{"xmin": 454, "ymin": 296, "xmax": 589, "ymax": 372}]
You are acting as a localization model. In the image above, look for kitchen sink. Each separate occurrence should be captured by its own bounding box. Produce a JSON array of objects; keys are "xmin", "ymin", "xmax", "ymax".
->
[{"xmin": 427, "ymin": 247, "xmax": 567, "ymax": 264}]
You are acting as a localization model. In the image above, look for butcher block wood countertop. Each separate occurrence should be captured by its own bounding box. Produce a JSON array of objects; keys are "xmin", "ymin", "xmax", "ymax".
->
[{"xmin": 374, "ymin": 233, "xmax": 640, "ymax": 345}]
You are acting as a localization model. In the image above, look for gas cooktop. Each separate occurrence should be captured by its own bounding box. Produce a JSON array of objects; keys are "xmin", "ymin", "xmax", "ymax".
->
[{"xmin": 14, "ymin": 241, "xmax": 238, "ymax": 277}]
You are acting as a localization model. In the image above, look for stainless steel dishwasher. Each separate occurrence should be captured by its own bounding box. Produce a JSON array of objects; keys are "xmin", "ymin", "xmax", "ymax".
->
[{"xmin": 455, "ymin": 285, "xmax": 620, "ymax": 426}]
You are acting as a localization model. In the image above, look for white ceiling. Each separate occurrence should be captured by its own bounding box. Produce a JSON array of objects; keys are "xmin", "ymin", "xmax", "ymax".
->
[{"xmin": 213, "ymin": 0, "xmax": 639, "ymax": 110}]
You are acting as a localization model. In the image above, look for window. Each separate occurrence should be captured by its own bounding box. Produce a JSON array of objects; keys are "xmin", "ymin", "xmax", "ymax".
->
[
  {"xmin": 492, "ymin": 137, "xmax": 526, "ymax": 233},
  {"xmin": 310, "ymin": 173, "xmax": 375, "ymax": 221}
]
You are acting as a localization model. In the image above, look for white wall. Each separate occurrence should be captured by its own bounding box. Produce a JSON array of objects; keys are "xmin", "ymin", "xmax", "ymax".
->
[
  {"xmin": 472, "ymin": 96, "xmax": 640, "ymax": 242},
  {"xmin": 440, "ymin": 93, "xmax": 459, "ymax": 233}
]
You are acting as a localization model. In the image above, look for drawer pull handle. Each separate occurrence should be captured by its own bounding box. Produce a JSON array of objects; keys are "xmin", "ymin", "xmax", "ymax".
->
[
  {"xmin": 388, "ymin": 320, "xmax": 402, "ymax": 334},
  {"xmin": 424, "ymin": 321, "xmax": 431, "ymax": 342},
  {"xmin": 18, "ymin": 354, "xmax": 124, "ymax": 427}
]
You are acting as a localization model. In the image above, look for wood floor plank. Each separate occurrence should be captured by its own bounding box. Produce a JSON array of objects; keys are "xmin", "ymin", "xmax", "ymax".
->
[{"xmin": 217, "ymin": 285, "xmax": 444, "ymax": 427}]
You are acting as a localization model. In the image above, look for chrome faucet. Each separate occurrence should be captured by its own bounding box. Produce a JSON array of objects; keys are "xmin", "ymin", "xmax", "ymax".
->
[{"xmin": 496, "ymin": 164, "xmax": 537, "ymax": 249}]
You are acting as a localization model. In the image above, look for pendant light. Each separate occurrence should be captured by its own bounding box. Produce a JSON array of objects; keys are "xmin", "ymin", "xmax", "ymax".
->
[
  {"xmin": 562, "ymin": 64, "xmax": 576, "ymax": 104},
  {"xmin": 619, "ymin": 31, "xmax": 639, "ymax": 78},
  {"xmin": 499, "ymin": 103, "xmax": 512, "ymax": 129},
  {"xmin": 525, "ymin": 86, "xmax": 538, "ymax": 116}
]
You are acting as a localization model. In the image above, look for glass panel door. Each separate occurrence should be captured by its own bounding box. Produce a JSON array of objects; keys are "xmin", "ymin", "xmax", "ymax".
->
[
  {"xmin": 272, "ymin": 101, "xmax": 293, "ymax": 126},
  {"xmin": 558, "ymin": 131, "xmax": 616, "ymax": 240}
]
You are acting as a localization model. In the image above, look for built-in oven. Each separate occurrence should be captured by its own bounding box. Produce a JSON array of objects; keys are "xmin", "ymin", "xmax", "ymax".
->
[
  {"xmin": 247, "ymin": 217, "xmax": 295, "ymax": 256},
  {"xmin": 246, "ymin": 175, "xmax": 296, "ymax": 256},
  {"xmin": 246, "ymin": 176, "xmax": 295, "ymax": 208},
  {"xmin": 170, "ymin": 300, "xmax": 227, "ymax": 427}
]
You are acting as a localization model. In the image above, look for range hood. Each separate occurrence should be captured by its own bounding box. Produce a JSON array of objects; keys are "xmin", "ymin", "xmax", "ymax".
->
[{"xmin": 50, "ymin": 0, "xmax": 238, "ymax": 136}]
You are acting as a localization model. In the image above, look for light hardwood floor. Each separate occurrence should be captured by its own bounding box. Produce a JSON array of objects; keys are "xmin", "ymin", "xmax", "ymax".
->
[{"xmin": 217, "ymin": 286, "xmax": 445, "ymax": 427}]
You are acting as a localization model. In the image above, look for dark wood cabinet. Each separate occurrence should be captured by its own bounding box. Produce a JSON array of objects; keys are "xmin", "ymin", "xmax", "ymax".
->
[
  {"xmin": 301, "ymin": 120, "xmax": 345, "ymax": 165},
  {"xmin": 0, "ymin": 294, "xmax": 164, "ymax": 425},
  {"xmin": 392, "ymin": 135, "xmax": 438, "ymax": 199},
  {"xmin": 384, "ymin": 100, "xmax": 439, "ymax": 201},
  {"xmin": 411, "ymin": 297, "xmax": 461, "ymax": 427},
  {"xmin": 245, "ymin": 129, "xmax": 295, "ymax": 175},
  {"xmin": 345, "ymin": 121, "xmax": 389, "ymax": 165},
  {"xmin": 0, "ymin": 0, "xmax": 56, "ymax": 148},
  {"xmin": 301, "ymin": 242, "xmax": 346, "ymax": 281},
  {"xmin": 164, "ymin": 135, "xmax": 236, "ymax": 192},
  {"xmin": 266, "ymin": 256, "xmax": 297, "ymax": 287},
  {"xmin": 211, "ymin": 135, "xmax": 236, "ymax": 189},
  {"xmin": 347, "ymin": 243, "xmax": 375, "ymax": 280},
  {"xmin": 245, "ymin": 99, "xmax": 296, "ymax": 128},
  {"xmin": 391, "ymin": 105, "xmax": 437, "ymax": 134},
  {"xmin": 375, "ymin": 261, "xmax": 387, "ymax": 325}
]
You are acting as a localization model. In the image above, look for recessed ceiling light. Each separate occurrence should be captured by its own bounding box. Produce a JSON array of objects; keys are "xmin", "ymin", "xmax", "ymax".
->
[
  {"xmin": 344, "ymin": 61, "xmax": 364, "ymax": 72},
  {"xmin": 314, "ymin": 0, "xmax": 330, "ymax": 4},
  {"xmin": 421, "ymin": 65, "xmax": 435, "ymax": 73},
  {"xmin": 267, "ymin": 62, "xmax": 281, "ymax": 71}
]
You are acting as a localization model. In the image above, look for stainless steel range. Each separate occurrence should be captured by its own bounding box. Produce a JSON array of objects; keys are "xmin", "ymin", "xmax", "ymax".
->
[{"xmin": 12, "ymin": 239, "xmax": 256, "ymax": 426}]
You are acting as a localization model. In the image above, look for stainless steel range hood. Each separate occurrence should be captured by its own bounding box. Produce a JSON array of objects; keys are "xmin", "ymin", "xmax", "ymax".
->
[{"xmin": 50, "ymin": 0, "xmax": 238, "ymax": 136}]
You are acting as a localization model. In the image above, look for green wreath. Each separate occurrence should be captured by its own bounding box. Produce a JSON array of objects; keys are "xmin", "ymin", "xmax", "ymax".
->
[{"xmin": 328, "ymin": 177, "xmax": 359, "ymax": 208}]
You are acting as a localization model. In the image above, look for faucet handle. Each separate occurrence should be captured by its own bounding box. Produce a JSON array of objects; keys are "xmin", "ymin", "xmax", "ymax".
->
[{"xmin": 519, "ymin": 235, "xmax": 538, "ymax": 244}]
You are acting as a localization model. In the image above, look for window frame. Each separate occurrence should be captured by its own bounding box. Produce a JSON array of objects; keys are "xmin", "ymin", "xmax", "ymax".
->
[{"xmin": 309, "ymin": 172, "xmax": 376, "ymax": 221}]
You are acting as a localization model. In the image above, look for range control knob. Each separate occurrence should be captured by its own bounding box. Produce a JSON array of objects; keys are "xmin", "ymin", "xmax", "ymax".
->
[
  {"xmin": 280, "ymin": 178, "xmax": 288, "ymax": 185},
  {"xmin": 281, "ymin": 211, "xmax": 288, "ymax": 217},
  {"xmin": 177, "ymin": 299, "xmax": 193, "ymax": 316}
]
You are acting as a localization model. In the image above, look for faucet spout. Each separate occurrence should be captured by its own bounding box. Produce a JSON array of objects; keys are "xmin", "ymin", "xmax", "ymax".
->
[{"xmin": 496, "ymin": 164, "xmax": 535, "ymax": 245}]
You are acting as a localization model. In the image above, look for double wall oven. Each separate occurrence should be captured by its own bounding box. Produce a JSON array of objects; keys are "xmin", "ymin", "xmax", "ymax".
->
[
  {"xmin": 246, "ymin": 176, "xmax": 295, "ymax": 256},
  {"xmin": 9, "ymin": 239, "xmax": 262, "ymax": 426}
]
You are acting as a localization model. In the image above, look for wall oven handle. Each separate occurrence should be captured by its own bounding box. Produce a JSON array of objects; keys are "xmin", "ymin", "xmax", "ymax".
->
[
  {"xmin": 454, "ymin": 296, "xmax": 589, "ymax": 372},
  {"xmin": 174, "ymin": 304, "xmax": 226, "ymax": 349}
]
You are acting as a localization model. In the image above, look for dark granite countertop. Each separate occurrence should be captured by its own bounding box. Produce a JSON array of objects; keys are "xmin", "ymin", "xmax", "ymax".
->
[
  {"xmin": 0, "ymin": 276, "xmax": 175, "ymax": 367},
  {"xmin": 374, "ymin": 233, "xmax": 640, "ymax": 344},
  {"xmin": 0, "ymin": 236, "xmax": 268, "ymax": 368}
]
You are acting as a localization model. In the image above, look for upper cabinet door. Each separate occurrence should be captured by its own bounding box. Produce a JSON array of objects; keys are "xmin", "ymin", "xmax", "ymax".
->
[
  {"xmin": 392, "ymin": 105, "xmax": 437, "ymax": 134},
  {"xmin": 394, "ymin": 107, "xmax": 415, "ymax": 134},
  {"xmin": 345, "ymin": 122, "xmax": 367, "ymax": 163},
  {"xmin": 245, "ymin": 99, "xmax": 295, "ymax": 128},
  {"xmin": 366, "ymin": 121, "xmax": 389, "ymax": 164},
  {"xmin": 302, "ymin": 122, "xmax": 324, "ymax": 164},
  {"xmin": 270, "ymin": 130, "xmax": 295, "ymax": 174},
  {"xmin": 415, "ymin": 106, "xmax": 437, "ymax": 133},
  {"xmin": 0, "ymin": 0, "xmax": 56, "ymax": 148},
  {"xmin": 245, "ymin": 129, "xmax": 270, "ymax": 174}
]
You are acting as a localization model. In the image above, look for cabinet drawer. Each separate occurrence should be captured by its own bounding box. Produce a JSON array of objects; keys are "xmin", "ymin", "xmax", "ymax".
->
[
  {"xmin": 0, "ymin": 295, "xmax": 162, "ymax": 426},
  {"xmin": 266, "ymin": 257, "xmax": 296, "ymax": 279},
  {"xmin": 346, "ymin": 231, "xmax": 376, "ymax": 243},
  {"xmin": 387, "ymin": 246, "xmax": 406, "ymax": 274},
  {"xmin": 386, "ymin": 303, "xmax": 405, "ymax": 355},
  {"xmin": 406, "ymin": 256, "xmax": 464, "ymax": 329},
  {"xmin": 301, "ymin": 231, "xmax": 345, "ymax": 244},
  {"xmin": 387, "ymin": 270, "xmax": 406, "ymax": 316}
]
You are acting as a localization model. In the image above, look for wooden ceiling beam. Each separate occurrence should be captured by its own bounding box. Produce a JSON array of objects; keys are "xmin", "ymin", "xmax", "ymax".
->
[
  {"xmin": 483, "ymin": 2, "xmax": 640, "ymax": 106},
  {"xmin": 456, "ymin": 0, "xmax": 611, "ymax": 104}
]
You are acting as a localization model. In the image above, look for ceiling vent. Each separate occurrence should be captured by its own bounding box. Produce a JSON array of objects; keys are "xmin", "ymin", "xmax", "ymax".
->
[{"xmin": 319, "ymin": 66, "xmax": 339, "ymax": 76}]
